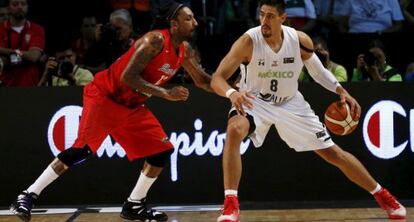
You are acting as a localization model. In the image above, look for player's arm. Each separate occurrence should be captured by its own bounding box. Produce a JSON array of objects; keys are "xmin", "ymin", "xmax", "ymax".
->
[
  {"xmin": 211, "ymin": 34, "xmax": 253, "ymax": 115},
  {"xmin": 120, "ymin": 32, "xmax": 188, "ymax": 101},
  {"xmin": 298, "ymin": 31, "xmax": 360, "ymax": 118},
  {"xmin": 181, "ymin": 41, "xmax": 213, "ymax": 92}
]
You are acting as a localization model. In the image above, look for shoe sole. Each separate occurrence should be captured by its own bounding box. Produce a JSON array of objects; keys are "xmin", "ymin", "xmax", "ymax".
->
[
  {"xmin": 389, "ymin": 215, "xmax": 406, "ymax": 220},
  {"xmin": 10, "ymin": 207, "xmax": 30, "ymax": 222},
  {"xmin": 120, "ymin": 213, "xmax": 168, "ymax": 222}
]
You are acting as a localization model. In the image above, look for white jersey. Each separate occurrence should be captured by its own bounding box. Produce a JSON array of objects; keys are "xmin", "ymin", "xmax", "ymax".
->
[{"xmin": 239, "ymin": 25, "xmax": 303, "ymax": 104}]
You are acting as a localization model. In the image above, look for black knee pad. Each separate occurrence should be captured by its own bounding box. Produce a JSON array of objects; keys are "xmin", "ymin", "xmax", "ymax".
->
[
  {"xmin": 146, "ymin": 149, "xmax": 174, "ymax": 167},
  {"xmin": 57, "ymin": 146, "xmax": 92, "ymax": 167}
]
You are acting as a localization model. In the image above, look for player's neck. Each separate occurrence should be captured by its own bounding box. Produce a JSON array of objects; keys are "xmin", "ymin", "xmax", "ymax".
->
[
  {"xmin": 264, "ymin": 30, "xmax": 283, "ymax": 50},
  {"xmin": 169, "ymin": 29, "xmax": 183, "ymax": 49}
]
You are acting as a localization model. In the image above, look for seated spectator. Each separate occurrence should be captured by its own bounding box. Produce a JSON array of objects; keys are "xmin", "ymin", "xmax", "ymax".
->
[
  {"xmin": 83, "ymin": 9, "xmax": 135, "ymax": 74},
  {"xmin": 300, "ymin": 37, "xmax": 347, "ymax": 82},
  {"xmin": 352, "ymin": 46, "xmax": 402, "ymax": 82},
  {"xmin": 285, "ymin": 0, "xmax": 316, "ymax": 34},
  {"xmin": 342, "ymin": 0, "xmax": 404, "ymax": 33},
  {"xmin": 0, "ymin": 0, "xmax": 45, "ymax": 86},
  {"xmin": 313, "ymin": 0, "xmax": 349, "ymax": 34},
  {"xmin": 405, "ymin": 62, "xmax": 414, "ymax": 82},
  {"xmin": 72, "ymin": 16, "xmax": 97, "ymax": 65},
  {"xmin": 38, "ymin": 48, "xmax": 93, "ymax": 86}
]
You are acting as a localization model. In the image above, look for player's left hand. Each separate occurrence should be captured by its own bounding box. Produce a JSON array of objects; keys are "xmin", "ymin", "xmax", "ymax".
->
[{"xmin": 338, "ymin": 87, "xmax": 361, "ymax": 119}]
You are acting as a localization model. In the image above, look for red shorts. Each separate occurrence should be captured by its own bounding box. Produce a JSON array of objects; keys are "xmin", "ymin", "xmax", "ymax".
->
[{"xmin": 72, "ymin": 83, "xmax": 173, "ymax": 160}]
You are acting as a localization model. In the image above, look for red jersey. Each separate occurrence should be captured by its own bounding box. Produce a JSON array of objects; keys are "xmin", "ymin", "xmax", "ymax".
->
[
  {"xmin": 0, "ymin": 20, "xmax": 45, "ymax": 86},
  {"xmin": 92, "ymin": 29, "xmax": 185, "ymax": 108}
]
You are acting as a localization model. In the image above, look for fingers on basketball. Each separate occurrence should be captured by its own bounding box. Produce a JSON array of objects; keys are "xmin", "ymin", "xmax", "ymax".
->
[{"xmin": 324, "ymin": 101, "xmax": 360, "ymax": 136}]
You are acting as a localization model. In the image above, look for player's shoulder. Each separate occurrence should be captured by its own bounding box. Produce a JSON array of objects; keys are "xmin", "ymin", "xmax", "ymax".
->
[
  {"xmin": 296, "ymin": 30, "xmax": 313, "ymax": 50},
  {"xmin": 135, "ymin": 31, "xmax": 165, "ymax": 50}
]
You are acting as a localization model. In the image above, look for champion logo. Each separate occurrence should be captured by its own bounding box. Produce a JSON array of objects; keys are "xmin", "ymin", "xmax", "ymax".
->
[{"xmin": 363, "ymin": 100, "xmax": 414, "ymax": 159}]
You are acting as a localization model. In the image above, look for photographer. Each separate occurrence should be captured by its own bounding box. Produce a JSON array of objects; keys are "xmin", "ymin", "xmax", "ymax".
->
[
  {"xmin": 82, "ymin": 9, "xmax": 135, "ymax": 74},
  {"xmin": 38, "ymin": 48, "xmax": 93, "ymax": 86},
  {"xmin": 352, "ymin": 46, "xmax": 402, "ymax": 82},
  {"xmin": 300, "ymin": 36, "xmax": 347, "ymax": 82}
]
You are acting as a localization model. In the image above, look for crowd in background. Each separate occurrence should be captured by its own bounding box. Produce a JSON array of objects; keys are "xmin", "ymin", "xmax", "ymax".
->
[{"xmin": 0, "ymin": 0, "xmax": 413, "ymax": 87}]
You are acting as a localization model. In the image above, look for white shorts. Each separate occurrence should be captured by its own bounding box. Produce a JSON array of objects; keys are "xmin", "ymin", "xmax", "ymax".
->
[{"xmin": 230, "ymin": 92, "xmax": 334, "ymax": 152}]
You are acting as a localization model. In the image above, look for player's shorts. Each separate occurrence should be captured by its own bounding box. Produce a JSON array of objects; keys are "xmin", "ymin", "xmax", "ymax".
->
[
  {"xmin": 231, "ymin": 91, "xmax": 334, "ymax": 152},
  {"xmin": 72, "ymin": 83, "xmax": 173, "ymax": 160}
]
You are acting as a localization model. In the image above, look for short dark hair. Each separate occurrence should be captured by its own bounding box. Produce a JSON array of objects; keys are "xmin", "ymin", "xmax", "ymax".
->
[
  {"xmin": 258, "ymin": 0, "xmax": 286, "ymax": 14},
  {"xmin": 151, "ymin": 1, "xmax": 186, "ymax": 30}
]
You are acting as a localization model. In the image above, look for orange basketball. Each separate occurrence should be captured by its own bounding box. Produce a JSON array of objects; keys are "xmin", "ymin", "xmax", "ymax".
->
[{"xmin": 324, "ymin": 101, "xmax": 359, "ymax": 136}]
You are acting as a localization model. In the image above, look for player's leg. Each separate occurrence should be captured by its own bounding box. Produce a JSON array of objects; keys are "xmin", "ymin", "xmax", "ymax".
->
[
  {"xmin": 10, "ymin": 146, "xmax": 93, "ymax": 221},
  {"xmin": 120, "ymin": 149, "xmax": 172, "ymax": 222},
  {"xmin": 315, "ymin": 145, "xmax": 406, "ymax": 219},
  {"xmin": 218, "ymin": 114, "xmax": 250, "ymax": 222}
]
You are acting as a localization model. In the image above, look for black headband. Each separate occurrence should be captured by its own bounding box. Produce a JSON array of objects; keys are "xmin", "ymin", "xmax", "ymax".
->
[{"xmin": 166, "ymin": 3, "xmax": 184, "ymax": 21}]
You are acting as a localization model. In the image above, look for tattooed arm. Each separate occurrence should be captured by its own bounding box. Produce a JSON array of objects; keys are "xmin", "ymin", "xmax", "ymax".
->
[
  {"xmin": 181, "ymin": 41, "xmax": 213, "ymax": 92},
  {"xmin": 120, "ymin": 32, "xmax": 189, "ymax": 101}
]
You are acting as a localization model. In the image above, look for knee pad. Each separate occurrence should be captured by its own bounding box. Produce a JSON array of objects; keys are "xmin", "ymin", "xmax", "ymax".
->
[
  {"xmin": 57, "ymin": 146, "xmax": 92, "ymax": 167},
  {"xmin": 146, "ymin": 149, "xmax": 174, "ymax": 167}
]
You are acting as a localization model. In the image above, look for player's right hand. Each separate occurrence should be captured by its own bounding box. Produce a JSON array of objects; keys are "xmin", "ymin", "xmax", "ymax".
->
[
  {"xmin": 164, "ymin": 86, "xmax": 189, "ymax": 101},
  {"xmin": 229, "ymin": 91, "xmax": 254, "ymax": 116}
]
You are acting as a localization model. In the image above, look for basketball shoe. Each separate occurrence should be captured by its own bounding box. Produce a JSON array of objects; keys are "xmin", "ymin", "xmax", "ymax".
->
[
  {"xmin": 217, "ymin": 195, "xmax": 240, "ymax": 222},
  {"xmin": 120, "ymin": 198, "xmax": 168, "ymax": 221},
  {"xmin": 373, "ymin": 188, "xmax": 406, "ymax": 219},
  {"xmin": 10, "ymin": 190, "xmax": 38, "ymax": 222}
]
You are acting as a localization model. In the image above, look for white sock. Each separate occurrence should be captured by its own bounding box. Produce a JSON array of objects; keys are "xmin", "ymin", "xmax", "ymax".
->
[
  {"xmin": 129, "ymin": 172, "xmax": 157, "ymax": 201},
  {"xmin": 225, "ymin": 189, "xmax": 238, "ymax": 197},
  {"xmin": 370, "ymin": 183, "xmax": 382, "ymax": 194},
  {"xmin": 27, "ymin": 165, "xmax": 59, "ymax": 195}
]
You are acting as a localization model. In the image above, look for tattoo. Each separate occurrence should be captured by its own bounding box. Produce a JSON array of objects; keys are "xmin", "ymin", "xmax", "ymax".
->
[
  {"xmin": 182, "ymin": 42, "xmax": 213, "ymax": 92},
  {"xmin": 121, "ymin": 32, "xmax": 168, "ymax": 98},
  {"xmin": 51, "ymin": 158, "xmax": 68, "ymax": 175}
]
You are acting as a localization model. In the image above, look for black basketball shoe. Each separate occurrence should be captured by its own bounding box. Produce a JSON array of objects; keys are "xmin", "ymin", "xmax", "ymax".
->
[
  {"xmin": 120, "ymin": 198, "xmax": 168, "ymax": 221},
  {"xmin": 10, "ymin": 190, "xmax": 38, "ymax": 222}
]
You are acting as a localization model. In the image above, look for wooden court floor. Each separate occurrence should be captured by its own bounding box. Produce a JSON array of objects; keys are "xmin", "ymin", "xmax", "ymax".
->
[{"xmin": 0, "ymin": 207, "xmax": 412, "ymax": 222}]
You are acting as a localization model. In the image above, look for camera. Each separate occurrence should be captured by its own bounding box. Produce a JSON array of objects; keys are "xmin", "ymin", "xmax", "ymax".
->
[
  {"xmin": 100, "ymin": 23, "xmax": 120, "ymax": 46},
  {"xmin": 48, "ymin": 60, "xmax": 74, "ymax": 78},
  {"xmin": 363, "ymin": 50, "xmax": 377, "ymax": 66}
]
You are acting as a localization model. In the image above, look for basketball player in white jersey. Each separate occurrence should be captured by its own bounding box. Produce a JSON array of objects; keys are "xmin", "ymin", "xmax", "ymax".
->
[{"xmin": 211, "ymin": 0, "xmax": 406, "ymax": 221}]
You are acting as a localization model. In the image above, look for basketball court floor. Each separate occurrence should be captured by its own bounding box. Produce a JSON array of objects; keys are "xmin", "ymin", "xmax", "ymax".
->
[{"xmin": 0, "ymin": 205, "xmax": 412, "ymax": 222}]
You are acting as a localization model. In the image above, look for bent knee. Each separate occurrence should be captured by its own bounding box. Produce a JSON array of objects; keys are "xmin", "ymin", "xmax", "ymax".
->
[{"xmin": 227, "ymin": 120, "xmax": 249, "ymax": 139}]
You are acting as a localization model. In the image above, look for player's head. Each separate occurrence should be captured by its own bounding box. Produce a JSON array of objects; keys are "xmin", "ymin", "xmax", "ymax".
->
[
  {"xmin": 152, "ymin": 1, "xmax": 198, "ymax": 40},
  {"xmin": 258, "ymin": 0, "xmax": 287, "ymax": 38}
]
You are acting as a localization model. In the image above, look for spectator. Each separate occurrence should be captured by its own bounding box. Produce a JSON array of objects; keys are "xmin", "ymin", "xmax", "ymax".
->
[
  {"xmin": 313, "ymin": 0, "xmax": 349, "ymax": 34},
  {"xmin": 38, "ymin": 48, "xmax": 93, "ymax": 86},
  {"xmin": 405, "ymin": 62, "xmax": 414, "ymax": 82},
  {"xmin": 72, "ymin": 16, "xmax": 97, "ymax": 65},
  {"xmin": 0, "ymin": 0, "xmax": 45, "ymax": 86},
  {"xmin": 300, "ymin": 36, "xmax": 347, "ymax": 82},
  {"xmin": 83, "ymin": 9, "xmax": 135, "ymax": 74},
  {"xmin": 284, "ymin": 0, "xmax": 316, "ymax": 34},
  {"xmin": 110, "ymin": 0, "xmax": 151, "ymax": 35},
  {"xmin": 342, "ymin": 0, "xmax": 404, "ymax": 33},
  {"xmin": 401, "ymin": 0, "xmax": 414, "ymax": 31},
  {"xmin": 352, "ymin": 46, "xmax": 402, "ymax": 82},
  {"xmin": 0, "ymin": 4, "xmax": 8, "ymax": 23}
]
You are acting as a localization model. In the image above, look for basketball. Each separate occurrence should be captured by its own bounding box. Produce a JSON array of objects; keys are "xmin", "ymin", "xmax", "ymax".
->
[{"xmin": 324, "ymin": 101, "xmax": 359, "ymax": 136}]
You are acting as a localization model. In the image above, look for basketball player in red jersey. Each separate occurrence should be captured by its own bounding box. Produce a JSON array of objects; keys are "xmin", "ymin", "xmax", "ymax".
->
[{"xmin": 10, "ymin": 2, "xmax": 211, "ymax": 222}]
